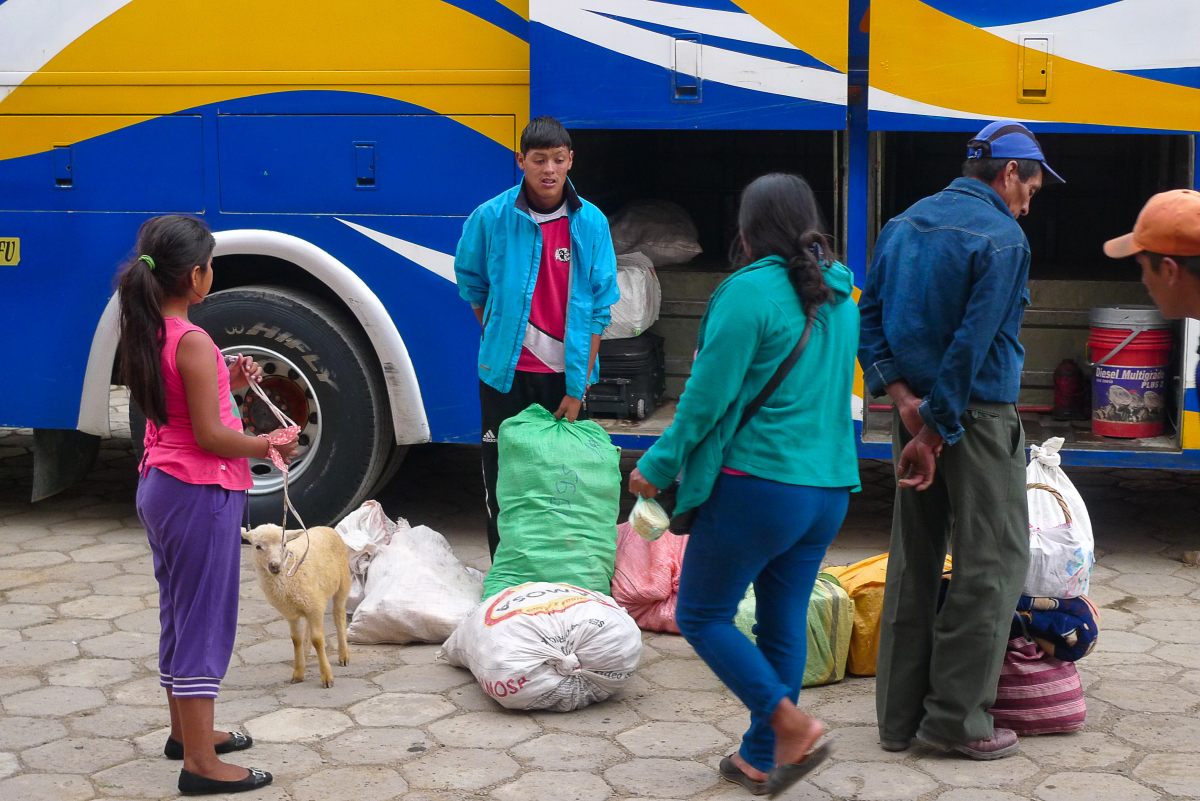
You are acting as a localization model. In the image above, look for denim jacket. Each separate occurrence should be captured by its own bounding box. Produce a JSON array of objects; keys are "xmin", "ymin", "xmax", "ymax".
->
[
  {"xmin": 858, "ymin": 177, "xmax": 1031, "ymax": 445},
  {"xmin": 454, "ymin": 180, "xmax": 619, "ymax": 399}
]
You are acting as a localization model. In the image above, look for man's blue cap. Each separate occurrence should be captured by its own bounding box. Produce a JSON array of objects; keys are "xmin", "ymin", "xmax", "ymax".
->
[{"xmin": 967, "ymin": 120, "xmax": 1064, "ymax": 184}]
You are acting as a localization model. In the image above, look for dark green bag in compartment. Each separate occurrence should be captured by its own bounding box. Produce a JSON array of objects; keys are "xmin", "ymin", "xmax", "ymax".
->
[{"xmin": 483, "ymin": 405, "xmax": 622, "ymax": 599}]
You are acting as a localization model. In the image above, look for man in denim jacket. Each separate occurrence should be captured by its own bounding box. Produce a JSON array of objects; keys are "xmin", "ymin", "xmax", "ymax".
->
[
  {"xmin": 858, "ymin": 121, "xmax": 1062, "ymax": 760},
  {"xmin": 455, "ymin": 116, "xmax": 619, "ymax": 558}
]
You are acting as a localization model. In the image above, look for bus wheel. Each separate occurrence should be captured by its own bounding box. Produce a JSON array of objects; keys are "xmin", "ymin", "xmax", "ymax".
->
[{"xmin": 192, "ymin": 286, "xmax": 394, "ymax": 527}]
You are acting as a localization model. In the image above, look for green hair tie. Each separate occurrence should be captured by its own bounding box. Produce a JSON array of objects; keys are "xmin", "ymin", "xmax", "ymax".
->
[{"xmin": 138, "ymin": 254, "xmax": 156, "ymax": 270}]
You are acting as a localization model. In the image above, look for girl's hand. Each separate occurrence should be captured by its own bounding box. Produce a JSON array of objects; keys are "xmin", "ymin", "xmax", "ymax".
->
[
  {"xmin": 228, "ymin": 354, "xmax": 262, "ymax": 391},
  {"xmin": 275, "ymin": 436, "xmax": 300, "ymax": 464},
  {"xmin": 273, "ymin": 429, "xmax": 300, "ymax": 464},
  {"xmin": 628, "ymin": 467, "xmax": 660, "ymax": 499}
]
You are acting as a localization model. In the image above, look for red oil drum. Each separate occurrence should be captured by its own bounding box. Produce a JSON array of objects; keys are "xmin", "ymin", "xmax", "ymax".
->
[{"xmin": 1088, "ymin": 306, "xmax": 1172, "ymax": 438}]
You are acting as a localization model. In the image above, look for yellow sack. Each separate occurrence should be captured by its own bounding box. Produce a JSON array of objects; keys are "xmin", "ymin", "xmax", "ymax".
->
[{"xmin": 824, "ymin": 553, "xmax": 952, "ymax": 676}]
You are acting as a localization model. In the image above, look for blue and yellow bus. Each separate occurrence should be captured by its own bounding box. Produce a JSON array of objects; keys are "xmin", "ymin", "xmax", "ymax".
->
[{"xmin": 2, "ymin": 0, "xmax": 1198, "ymax": 524}]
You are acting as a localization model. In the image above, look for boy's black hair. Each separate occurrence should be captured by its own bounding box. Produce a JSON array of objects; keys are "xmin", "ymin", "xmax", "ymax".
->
[{"xmin": 520, "ymin": 116, "xmax": 572, "ymax": 154}]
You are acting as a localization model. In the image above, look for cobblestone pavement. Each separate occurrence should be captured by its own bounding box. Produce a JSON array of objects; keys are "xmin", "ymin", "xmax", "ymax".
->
[{"xmin": 1, "ymin": 391, "xmax": 1198, "ymax": 800}]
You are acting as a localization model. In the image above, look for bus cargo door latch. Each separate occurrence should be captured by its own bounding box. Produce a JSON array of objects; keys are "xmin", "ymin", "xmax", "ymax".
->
[
  {"xmin": 355, "ymin": 142, "xmax": 377, "ymax": 189},
  {"xmin": 1018, "ymin": 34, "xmax": 1052, "ymax": 103},
  {"xmin": 672, "ymin": 35, "xmax": 702, "ymax": 103},
  {"xmin": 53, "ymin": 145, "xmax": 73, "ymax": 189}
]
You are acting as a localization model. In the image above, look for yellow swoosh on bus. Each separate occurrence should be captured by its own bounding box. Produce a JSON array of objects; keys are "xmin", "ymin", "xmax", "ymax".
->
[
  {"xmin": 0, "ymin": 0, "xmax": 529, "ymax": 161},
  {"xmin": 733, "ymin": 0, "xmax": 848, "ymax": 73}
]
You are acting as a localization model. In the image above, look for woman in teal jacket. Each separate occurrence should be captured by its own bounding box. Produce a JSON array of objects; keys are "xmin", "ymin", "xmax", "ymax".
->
[{"xmin": 629, "ymin": 173, "xmax": 860, "ymax": 797}]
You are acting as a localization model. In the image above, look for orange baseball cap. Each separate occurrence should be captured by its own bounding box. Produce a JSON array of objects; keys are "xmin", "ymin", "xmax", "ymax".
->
[{"xmin": 1104, "ymin": 189, "xmax": 1200, "ymax": 259}]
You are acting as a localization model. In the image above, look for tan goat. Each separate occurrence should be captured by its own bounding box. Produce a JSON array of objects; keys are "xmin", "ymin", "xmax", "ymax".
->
[{"xmin": 246, "ymin": 524, "xmax": 351, "ymax": 688}]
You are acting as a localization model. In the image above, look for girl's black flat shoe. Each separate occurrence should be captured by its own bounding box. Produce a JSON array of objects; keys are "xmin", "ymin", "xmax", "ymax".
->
[
  {"xmin": 164, "ymin": 731, "xmax": 253, "ymax": 760},
  {"xmin": 178, "ymin": 767, "xmax": 272, "ymax": 796}
]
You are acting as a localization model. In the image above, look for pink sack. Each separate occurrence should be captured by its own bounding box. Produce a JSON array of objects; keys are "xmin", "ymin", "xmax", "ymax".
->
[
  {"xmin": 611, "ymin": 522, "xmax": 689, "ymax": 634},
  {"xmin": 990, "ymin": 636, "xmax": 1086, "ymax": 735}
]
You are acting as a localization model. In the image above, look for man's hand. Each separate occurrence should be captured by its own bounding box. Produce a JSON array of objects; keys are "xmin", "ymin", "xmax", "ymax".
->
[
  {"xmin": 628, "ymin": 467, "xmax": 660, "ymax": 499},
  {"xmin": 897, "ymin": 396, "xmax": 925, "ymax": 439},
  {"xmin": 554, "ymin": 395, "xmax": 583, "ymax": 422},
  {"xmin": 886, "ymin": 380, "xmax": 924, "ymax": 438},
  {"xmin": 897, "ymin": 427, "xmax": 943, "ymax": 491}
]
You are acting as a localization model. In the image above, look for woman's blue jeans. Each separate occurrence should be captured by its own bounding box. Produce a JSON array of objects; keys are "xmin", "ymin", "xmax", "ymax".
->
[{"xmin": 675, "ymin": 473, "xmax": 848, "ymax": 772}]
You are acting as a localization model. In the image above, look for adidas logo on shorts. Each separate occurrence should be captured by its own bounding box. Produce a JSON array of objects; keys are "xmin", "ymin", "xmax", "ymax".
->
[{"xmin": 482, "ymin": 429, "xmax": 497, "ymax": 443}]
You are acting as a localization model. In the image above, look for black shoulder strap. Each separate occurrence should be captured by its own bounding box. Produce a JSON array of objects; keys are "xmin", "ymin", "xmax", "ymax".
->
[{"xmin": 736, "ymin": 313, "xmax": 815, "ymax": 433}]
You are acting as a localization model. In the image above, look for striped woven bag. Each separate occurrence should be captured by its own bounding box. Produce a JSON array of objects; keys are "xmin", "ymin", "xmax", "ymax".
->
[{"xmin": 989, "ymin": 634, "xmax": 1086, "ymax": 735}]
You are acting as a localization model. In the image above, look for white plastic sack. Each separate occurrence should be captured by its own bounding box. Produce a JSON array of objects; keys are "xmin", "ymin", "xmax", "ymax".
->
[
  {"xmin": 1025, "ymin": 438, "xmax": 1095, "ymax": 598},
  {"xmin": 608, "ymin": 200, "xmax": 703, "ymax": 267},
  {"xmin": 603, "ymin": 252, "xmax": 662, "ymax": 340},
  {"xmin": 334, "ymin": 501, "xmax": 405, "ymax": 613},
  {"xmin": 439, "ymin": 582, "xmax": 642, "ymax": 711},
  {"xmin": 347, "ymin": 524, "xmax": 484, "ymax": 645}
]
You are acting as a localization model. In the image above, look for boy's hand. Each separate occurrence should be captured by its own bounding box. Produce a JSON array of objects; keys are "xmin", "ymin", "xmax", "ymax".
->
[
  {"xmin": 228, "ymin": 354, "xmax": 262, "ymax": 391},
  {"xmin": 554, "ymin": 395, "xmax": 582, "ymax": 422}
]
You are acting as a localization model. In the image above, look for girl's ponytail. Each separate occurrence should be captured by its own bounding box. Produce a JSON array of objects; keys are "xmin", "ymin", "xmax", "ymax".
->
[
  {"xmin": 115, "ymin": 215, "xmax": 215, "ymax": 427},
  {"xmin": 117, "ymin": 251, "xmax": 168, "ymax": 425}
]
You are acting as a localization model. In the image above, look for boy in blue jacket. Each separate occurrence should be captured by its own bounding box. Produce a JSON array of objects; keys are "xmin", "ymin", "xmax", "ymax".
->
[{"xmin": 454, "ymin": 116, "xmax": 619, "ymax": 558}]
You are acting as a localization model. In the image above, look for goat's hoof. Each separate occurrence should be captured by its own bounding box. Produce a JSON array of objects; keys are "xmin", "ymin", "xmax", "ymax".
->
[
  {"xmin": 339, "ymin": 656, "xmax": 349, "ymax": 667},
  {"xmin": 321, "ymin": 677, "xmax": 334, "ymax": 688},
  {"xmin": 290, "ymin": 675, "xmax": 304, "ymax": 684}
]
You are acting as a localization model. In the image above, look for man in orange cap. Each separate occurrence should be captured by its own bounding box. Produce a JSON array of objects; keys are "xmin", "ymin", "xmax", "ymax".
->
[
  {"xmin": 1104, "ymin": 189, "xmax": 1200, "ymax": 321},
  {"xmin": 1105, "ymin": 189, "xmax": 1200, "ymax": 426}
]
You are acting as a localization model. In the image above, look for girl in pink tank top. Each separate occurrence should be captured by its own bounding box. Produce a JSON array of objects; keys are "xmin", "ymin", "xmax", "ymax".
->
[{"xmin": 116, "ymin": 215, "xmax": 296, "ymax": 796}]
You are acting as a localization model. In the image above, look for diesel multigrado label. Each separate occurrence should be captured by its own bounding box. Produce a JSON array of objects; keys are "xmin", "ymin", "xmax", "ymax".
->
[{"xmin": 0, "ymin": 238, "xmax": 19, "ymax": 266}]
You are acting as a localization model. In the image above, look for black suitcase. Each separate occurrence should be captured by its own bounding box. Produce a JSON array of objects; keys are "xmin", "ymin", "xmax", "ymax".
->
[{"xmin": 587, "ymin": 332, "xmax": 665, "ymax": 420}]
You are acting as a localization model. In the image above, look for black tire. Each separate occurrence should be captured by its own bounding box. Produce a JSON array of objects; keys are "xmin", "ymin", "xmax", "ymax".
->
[{"xmin": 192, "ymin": 286, "xmax": 394, "ymax": 526}]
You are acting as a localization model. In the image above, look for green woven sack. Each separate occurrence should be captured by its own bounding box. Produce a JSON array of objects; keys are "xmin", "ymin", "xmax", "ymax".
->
[
  {"xmin": 735, "ymin": 572, "xmax": 855, "ymax": 687},
  {"xmin": 483, "ymin": 405, "xmax": 622, "ymax": 599}
]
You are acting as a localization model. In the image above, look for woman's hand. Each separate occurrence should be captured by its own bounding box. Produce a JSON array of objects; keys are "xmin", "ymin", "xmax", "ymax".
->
[
  {"xmin": 628, "ymin": 467, "xmax": 660, "ymax": 499},
  {"xmin": 228, "ymin": 354, "xmax": 263, "ymax": 391}
]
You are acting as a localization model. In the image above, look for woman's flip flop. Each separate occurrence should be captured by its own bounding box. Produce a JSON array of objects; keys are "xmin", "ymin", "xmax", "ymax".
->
[
  {"xmin": 765, "ymin": 741, "xmax": 832, "ymax": 798},
  {"xmin": 718, "ymin": 755, "xmax": 769, "ymax": 796}
]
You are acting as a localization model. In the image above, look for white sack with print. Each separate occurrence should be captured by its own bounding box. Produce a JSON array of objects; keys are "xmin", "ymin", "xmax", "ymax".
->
[
  {"xmin": 334, "ymin": 501, "xmax": 405, "ymax": 613},
  {"xmin": 439, "ymin": 582, "xmax": 642, "ymax": 711},
  {"xmin": 347, "ymin": 524, "xmax": 484, "ymax": 645},
  {"xmin": 1025, "ymin": 438, "xmax": 1095, "ymax": 598},
  {"xmin": 604, "ymin": 252, "xmax": 662, "ymax": 340}
]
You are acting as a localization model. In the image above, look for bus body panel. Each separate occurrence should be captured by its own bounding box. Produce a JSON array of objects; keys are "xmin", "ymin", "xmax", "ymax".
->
[{"xmin": 4, "ymin": 0, "xmax": 1200, "ymax": 486}]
